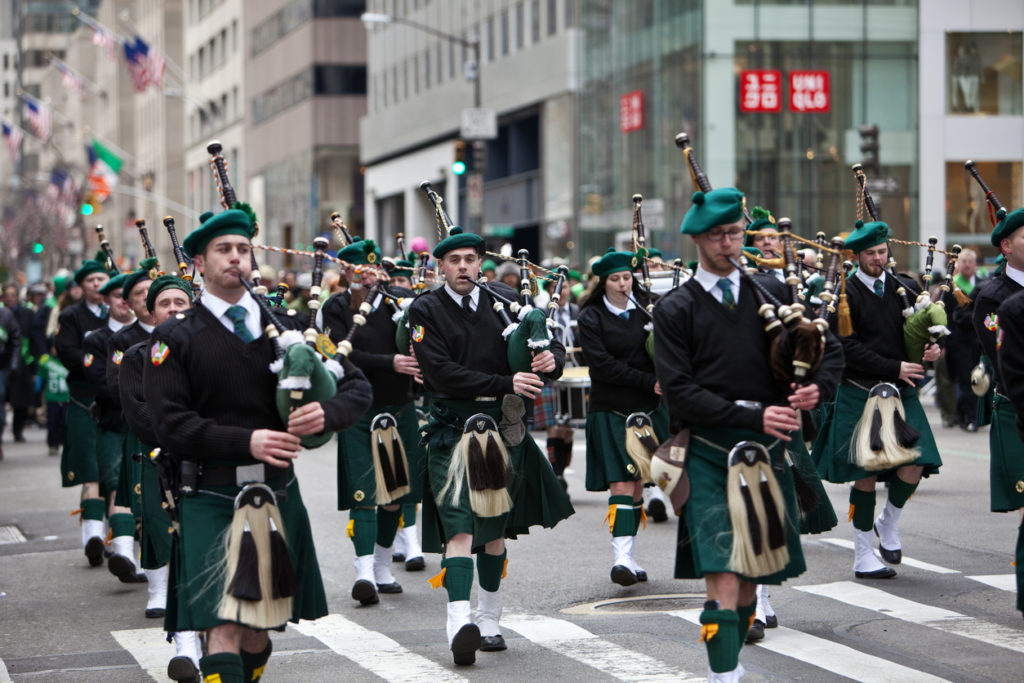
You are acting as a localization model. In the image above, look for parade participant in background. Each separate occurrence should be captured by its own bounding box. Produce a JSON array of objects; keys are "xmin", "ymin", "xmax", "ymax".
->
[
  {"xmin": 82, "ymin": 272, "xmax": 144, "ymax": 584},
  {"xmin": 654, "ymin": 188, "xmax": 842, "ymax": 682},
  {"xmin": 55, "ymin": 257, "xmax": 109, "ymax": 566},
  {"xmin": 744, "ymin": 208, "xmax": 784, "ymax": 281},
  {"xmin": 119, "ymin": 274, "xmax": 202, "ymax": 681},
  {"xmin": 409, "ymin": 226, "xmax": 573, "ymax": 665},
  {"xmin": 37, "ymin": 346, "xmax": 68, "ymax": 458},
  {"xmin": 144, "ymin": 208, "xmax": 372, "ymax": 683},
  {"xmin": 580, "ymin": 248, "xmax": 667, "ymax": 585},
  {"xmin": 944, "ymin": 249, "xmax": 983, "ymax": 431},
  {"xmin": 3, "ymin": 284, "xmax": 37, "ymax": 443},
  {"xmin": 0, "ymin": 301, "xmax": 20, "ymax": 461},
  {"xmin": 321, "ymin": 238, "xmax": 426, "ymax": 605},
  {"xmin": 972, "ymin": 207, "xmax": 1024, "ymax": 618},
  {"xmin": 813, "ymin": 220, "xmax": 942, "ymax": 580},
  {"xmin": 538, "ymin": 274, "xmax": 577, "ymax": 490}
]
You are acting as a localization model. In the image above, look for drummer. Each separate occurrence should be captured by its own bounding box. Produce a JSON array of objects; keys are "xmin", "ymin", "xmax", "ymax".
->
[{"xmin": 578, "ymin": 248, "xmax": 669, "ymax": 586}]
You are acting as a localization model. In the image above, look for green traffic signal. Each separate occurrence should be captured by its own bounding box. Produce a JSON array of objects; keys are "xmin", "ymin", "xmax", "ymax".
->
[
  {"xmin": 81, "ymin": 202, "xmax": 94, "ymax": 216},
  {"xmin": 452, "ymin": 161, "xmax": 467, "ymax": 175},
  {"xmin": 32, "ymin": 242, "xmax": 43, "ymax": 254}
]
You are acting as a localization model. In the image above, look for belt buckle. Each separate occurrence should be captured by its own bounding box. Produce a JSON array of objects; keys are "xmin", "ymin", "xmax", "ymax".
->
[
  {"xmin": 235, "ymin": 463, "xmax": 265, "ymax": 486},
  {"xmin": 734, "ymin": 400, "xmax": 763, "ymax": 411}
]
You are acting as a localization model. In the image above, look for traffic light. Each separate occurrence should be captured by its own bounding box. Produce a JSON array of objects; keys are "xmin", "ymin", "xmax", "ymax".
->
[
  {"xmin": 80, "ymin": 201, "xmax": 94, "ymax": 216},
  {"xmin": 858, "ymin": 124, "xmax": 880, "ymax": 176},
  {"xmin": 31, "ymin": 242, "xmax": 43, "ymax": 254},
  {"xmin": 452, "ymin": 139, "xmax": 467, "ymax": 175}
]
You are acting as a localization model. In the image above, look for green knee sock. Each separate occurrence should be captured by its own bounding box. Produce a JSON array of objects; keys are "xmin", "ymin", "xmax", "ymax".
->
[
  {"xmin": 699, "ymin": 608, "xmax": 741, "ymax": 674},
  {"xmin": 887, "ymin": 476, "xmax": 919, "ymax": 509},
  {"xmin": 442, "ymin": 556, "xmax": 474, "ymax": 602},
  {"xmin": 376, "ymin": 507, "xmax": 401, "ymax": 548},
  {"xmin": 1016, "ymin": 520, "xmax": 1024, "ymax": 616},
  {"xmin": 402, "ymin": 503, "xmax": 418, "ymax": 527},
  {"xmin": 632, "ymin": 503, "xmax": 644, "ymax": 534},
  {"xmin": 477, "ymin": 550, "xmax": 507, "ymax": 592},
  {"xmin": 736, "ymin": 600, "xmax": 756, "ymax": 644},
  {"xmin": 349, "ymin": 507, "xmax": 376, "ymax": 556},
  {"xmin": 199, "ymin": 652, "xmax": 243, "ymax": 683},
  {"xmin": 109, "ymin": 512, "xmax": 135, "ymax": 539},
  {"xmin": 82, "ymin": 497, "xmax": 105, "ymax": 522},
  {"xmin": 608, "ymin": 495, "xmax": 634, "ymax": 537},
  {"xmin": 240, "ymin": 640, "xmax": 272, "ymax": 683},
  {"xmin": 849, "ymin": 488, "xmax": 876, "ymax": 532}
]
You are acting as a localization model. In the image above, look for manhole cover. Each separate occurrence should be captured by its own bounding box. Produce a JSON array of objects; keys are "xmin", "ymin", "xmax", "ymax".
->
[
  {"xmin": 562, "ymin": 593, "xmax": 705, "ymax": 615},
  {"xmin": 0, "ymin": 525, "xmax": 27, "ymax": 544}
]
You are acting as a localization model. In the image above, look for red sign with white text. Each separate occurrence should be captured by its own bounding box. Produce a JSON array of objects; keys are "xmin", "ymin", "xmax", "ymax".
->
[
  {"xmin": 740, "ymin": 70, "xmax": 782, "ymax": 112},
  {"xmin": 619, "ymin": 90, "xmax": 644, "ymax": 133},
  {"xmin": 789, "ymin": 70, "xmax": 830, "ymax": 113}
]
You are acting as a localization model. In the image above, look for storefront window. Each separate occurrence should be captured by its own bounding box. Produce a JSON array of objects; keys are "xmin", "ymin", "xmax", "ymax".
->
[
  {"xmin": 947, "ymin": 32, "xmax": 1022, "ymax": 116},
  {"xmin": 946, "ymin": 161, "xmax": 1023, "ymax": 253}
]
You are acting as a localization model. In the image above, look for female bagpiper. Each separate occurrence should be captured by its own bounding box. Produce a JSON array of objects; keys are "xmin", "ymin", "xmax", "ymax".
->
[{"xmin": 578, "ymin": 248, "xmax": 668, "ymax": 586}]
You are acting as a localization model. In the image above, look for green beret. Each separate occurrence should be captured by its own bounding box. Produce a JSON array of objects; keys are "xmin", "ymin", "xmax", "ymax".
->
[
  {"xmin": 569, "ymin": 282, "xmax": 585, "ymax": 299},
  {"xmin": 74, "ymin": 259, "xmax": 108, "ymax": 285},
  {"xmin": 681, "ymin": 188, "xmax": 746, "ymax": 236},
  {"xmin": 991, "ymin": 207, "xmax": 1024, "ymax": 248},
  {"xmin": 433, "ymin": 226, "xmax": 484, "ymax": 258},
  {"xmin": 745, "ymin": 206, "xmax": 777, "ymax": 246},
  {"xmin": 54, "ymin": 274, "xmax": 69, "ymax": 296},
  {"xmin": 391, "ymin": 258, "xmax": 414, "ymax": 279},
  {"xmin": 481, "ymin": 259, "xmax": 497, "ymax": 272},
  {"xmin": 568, "ymin": 269, "xmax": 582, "ymax": 281},
  {"xmin": 844, "ymin": 219, "xmax": 889, "ymax": 253},
  {"xmin": 591, "ymin": 247, "xmax": 637, "ymax": 280},
  {"xmin": 338, "ymin": 238, "xmax": 381, "ymax": 266},
  {"xmin": 646, "ymin": 248, "xmax": 663, "ymax": 259},
  {"xmin": 182, "ymin": 209, "xmax": 256, "ymax": 257},
  {"xmin": 742, "ymin": 246, "xmax": 764, "ymax": 259},
  {"xmin": 120, "ymin": 258, "xmax": 159, "ymax": 300},
  {"xmin": 99, "ymin": 272, "xmax": 130, "ymax": 296},
  {"xmin": 146, "ymin": 275, "xmax": 193, "ymax": 312}
]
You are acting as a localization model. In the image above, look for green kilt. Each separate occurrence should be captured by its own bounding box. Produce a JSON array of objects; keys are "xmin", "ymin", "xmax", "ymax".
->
[
  {"xmin": 140, "ymin": 452, "xmax": 173, "ymax": 569},
  {"xmin": 420, "ymin": 399, "xmax": 574, "ymax": 554},
  {"xmin": 788, "ymin": 431, "xmax": 837, "ymax": 534},
  {"xmin": 584, "ymin": 404, "xmax": 669, "ymax": 491},
  {"xmin": 812, "ymin": 383, "xmax": 942, "ymax": 483},
  {"xmin": 61, "ymin": 387, "xmax": 98, "ymax": 487},
  {"xmin": 97, "ymin": 425, "xmax": 127, "ymax": 498},
  {"xmin": 989, "ymin": 394, "xmax": 1024, "ymax": 512},
  {"xmin": 674, "ymin": 427, "xmax": 806, "ymax": 585},
  {"xmin": 336, "ymin": 402, "xmax": 426, "ymax": 510},
  {"xmin": 164, "ymin": 471, "xmax": 327, "ymax": 632},
  {"xmin": 114, "ymin": 432, "xmax": 142, "ymax": 514}
]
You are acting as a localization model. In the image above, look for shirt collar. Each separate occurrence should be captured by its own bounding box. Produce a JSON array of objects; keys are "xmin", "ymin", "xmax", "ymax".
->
[
  {"xmin": 855, "ymin": 268, "xmax": 886, "ymax": 291},
  {"xmin": 202, "ymin": 289, "xmax": 260, "ymax": 322},
  {"xmin": 603, "ymin": 294, "xmax": 635, "ymax": 316},
  {"xmin": 1005, "ymin": 263, "xmax": 1024, "ymax": 289},
  {"xmin": 108, "ymin": 317, "xmax": 128, "ymax": 333},
  {"xmin": 444, "ymin": 283, "xmax": 479, "ymax": 309},
  {"xmin": 140, "ymin": 321, "xmax": 155, "ymax": 333},
  {"xmin": 86, "ymin": 301, "xmax": 103, "ymax": 317},
  {"xmin": 694, "ymin": 264, "xmax": 740, "ymax": 294}
]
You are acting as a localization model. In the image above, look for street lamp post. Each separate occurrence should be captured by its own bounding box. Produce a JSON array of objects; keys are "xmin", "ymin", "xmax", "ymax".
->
[{"xmin": 360, "ymin": 12, "xmax": 485, "ymax": 231}]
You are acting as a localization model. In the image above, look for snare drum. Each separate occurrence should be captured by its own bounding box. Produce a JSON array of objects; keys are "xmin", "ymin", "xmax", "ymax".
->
[{"xmin": 555, "ymin": 365, "xmax": 591, "ymax": 427}]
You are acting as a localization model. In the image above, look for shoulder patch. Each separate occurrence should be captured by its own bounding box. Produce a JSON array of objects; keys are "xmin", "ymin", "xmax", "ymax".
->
[
  {"xmin": 150, "ymin": 341, "xmax": 170, "ymax": 367},
  {"xmin": 111, "ymin": 350, "xmax": 124, "ymax": 365},
  {"xmin": 411, "ymin": 325, "xmax": 425, "ymax": 343},
  {"xmin": 83, "ymin": 353, "xmax": 94, "ymax": 367},
  {"xmin": 985, "ymin": 313, "xmax": 999, "ymax": 333},
  {"xmin": 176, "ymin": 313, "xmax": 186, "ymax": 319}
]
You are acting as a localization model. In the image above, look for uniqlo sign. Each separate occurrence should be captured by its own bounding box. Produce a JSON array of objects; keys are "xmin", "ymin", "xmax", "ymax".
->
[
  {"xmin": 739, "ymin": 70, "xmax": 781, "ymax": 112},
  {"xmin": 619, "ymin": 90, "xmax": 644, "ymax": 133},
  {"xmin": 789, "ymin": 70, "xmax": 830, "ymax": 113}
]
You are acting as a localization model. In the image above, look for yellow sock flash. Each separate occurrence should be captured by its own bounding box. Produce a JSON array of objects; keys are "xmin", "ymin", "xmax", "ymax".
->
[{"xmin": 428, "ymin": 568, "xmax": 447, "ymax": 589}]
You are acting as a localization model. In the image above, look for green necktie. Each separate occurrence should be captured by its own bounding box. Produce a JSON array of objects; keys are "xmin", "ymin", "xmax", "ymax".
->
[
  {"xmin": 225, "ymin": 305, "xmax": 254, "ymax": 342},
  {"xmin": 718, "ymin": 278, "xmax": 735, "ymax": 310},
  {"xmin": 99, "ymin": 303, "xmax": 109, "ymax": 319},
  {"xmin": 873, "ymin": 279, "xmax": 884, "ymax": 297}
]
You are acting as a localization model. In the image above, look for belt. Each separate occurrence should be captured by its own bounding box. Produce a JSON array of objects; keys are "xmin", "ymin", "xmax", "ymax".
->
[
  {"xmin": 433, "ymin": 395, "xmax": 499, "ymax": 402},
  {"xmin": 198, "ymin": 463, "xmax": 293, "ymax": 488}
]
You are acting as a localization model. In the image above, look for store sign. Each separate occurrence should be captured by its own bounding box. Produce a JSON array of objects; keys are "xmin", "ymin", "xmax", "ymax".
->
[
  {"xmin": 739, "ymin": 70, "xmax": 781, "ymax": 112},
  {"xmin": 789, "ymin": 70, "xmax": 830, "ymax": 113},
  {"xmin": 619, "ymin": 90, "xmax": 644, "ymax": 133}
]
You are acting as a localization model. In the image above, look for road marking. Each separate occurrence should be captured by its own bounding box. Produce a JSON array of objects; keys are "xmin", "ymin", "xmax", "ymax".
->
[
  {"xmin": 967, "ymin": 574, "xmax": 1017, "ymax": 592},
  {"xmin": 819, "ymin": 538, "xmax": 960, "ymax": 574},
  {"xmin": 293, "ymin": 614, "xmax": 466, "ymax": 682},
  {"xmin": 502, "ymin": 613, "xmax": 702, "ymax": 682},
  {"xmin": 798, "ymin": 581, "xmax": 1024, "ymax": 655},
  {"xmin": 110, "ymin": 628, "xmax": 173, "ymax": 682},
  {"xmin": 667, "ymin": 610, "xmax": 947, "ymax": 683}
]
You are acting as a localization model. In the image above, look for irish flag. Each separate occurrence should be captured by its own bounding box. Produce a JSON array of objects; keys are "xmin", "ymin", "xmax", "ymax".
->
[{"xmin": 86, "ymin": 139, "xmax": 122, "ymax": 202}]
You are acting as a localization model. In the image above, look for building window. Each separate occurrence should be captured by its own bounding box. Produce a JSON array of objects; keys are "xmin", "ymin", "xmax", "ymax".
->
[
  {"xmin": 232, "ymin": 20, "xmax": 238, "ymax": 54},
  {"xmin": 392, "ymin": 64, "xmax": 399, "ymax": 103},
  {"xmin": 548, "ymin": 0, "xmax": 557, "ymax": 36},
  {"xmin": 501, "ymin": 9, "xmax": 510, "ymax": 56},
  {"xmin": 487, "ymin": 17, "xmax": 495, "ymax": 62},
  {"xmin": 412, "ymin": 55, "xmax": 419, "ymax": 94},
  {"xmin": 516, "ymin": 3, "xmax": 524, "ymax": 50},
  {"xmin": 531, "ymin": 0, "xmax": 540, "ymax": 44},
  {"xmin": 947, "ymin": 32, "xmax": 1022, "ymax": 116},
  {"xmin": 436, "ymin": 43, "xmax": 442, "ymax": 84},
  {"xmin": 947, "ymin": 161, "xmax": 1023, "ymax": 242},
  {"xmin": 424, "ymin": 50, "xmax": 430, "ymax": 89},
  {"xmin": 314, "ymin": 65, "xmax": 368, "ymax": 95},
  {"xmin": 565, "ymin": 0, "xmax": 575, "ymax": 28},
  {"xmin": 449, "ymin": 39, "xmax": 455, "ymax": 80}
]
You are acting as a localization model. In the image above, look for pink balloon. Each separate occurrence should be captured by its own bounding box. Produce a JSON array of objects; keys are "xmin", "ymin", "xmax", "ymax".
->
[{"xmin": 410, "ymin": 236, "xmax": 429, "ymax": 253}]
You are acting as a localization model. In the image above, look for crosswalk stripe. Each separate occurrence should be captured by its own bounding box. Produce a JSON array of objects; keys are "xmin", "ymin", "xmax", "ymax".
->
[
  {"xmin": 967, "ymin": 574, "xmax": 1017, "ymax": 592},
  {"xmin": 293, "ymin": 613, "xmax": 467, "ymax": 682},
  {"xmin": 797, "ymin": 581, "xmax": 1024, "ymax": 655},
  {"xmin": 110, "ymin": 628, "xmax": 173, "ymax": 682},
  {"xmin": 501, "ymin": 613, "xmax": 703, "ymax": 682},
  {"xmin": 819, "ymin": 538, "xmax": 960, "ymax": 574},
  {"xmin": 0, "ymin": 656, "xmax": 11, "ymax": 683},
  {"xmin": 666, "ymin": 610, "xmax": 948, "ymax": 683}
]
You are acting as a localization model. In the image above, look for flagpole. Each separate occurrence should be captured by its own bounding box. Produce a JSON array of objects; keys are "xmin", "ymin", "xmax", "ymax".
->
[
  {"xmin": 115, "ymin": 10, "xmax": 188, "ymax": 84},
  {"xmin": 48, "ymin": 54, "xmax": 107, "ymax": 97},
  {"xmin": 70, "ymin": 7, "xmax": 126, "ymax": 45}
]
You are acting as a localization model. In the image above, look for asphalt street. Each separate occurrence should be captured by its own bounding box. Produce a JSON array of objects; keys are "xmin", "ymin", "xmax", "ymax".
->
[{"xmin": 0, "ymin": 401, "xmax": 1021, "ymax": 682}]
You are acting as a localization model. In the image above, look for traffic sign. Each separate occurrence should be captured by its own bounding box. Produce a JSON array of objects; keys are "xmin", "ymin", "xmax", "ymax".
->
[
  {"xmin": 460, "ymin": 108, "xmax": 498, "ymax": 140},
  {"xmin": 467, "ymin": 173, "xmax": 484, "ymax": 217},
  {"xmin": 865, "ymin": 177, "xmax": 900, "ymax": 194}
]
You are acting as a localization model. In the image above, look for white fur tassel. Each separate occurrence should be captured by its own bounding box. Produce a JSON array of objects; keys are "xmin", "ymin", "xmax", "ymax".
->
[
  {"xmin": 391, "ymin": 310, "xmax": 405, "ymax": 323},
  {"xmin": 323, "ymin": 358, "xmax": 344, "ymax": 380},
  {"xmin": 516, "ymin": 305, "xmax": 534, "ymax": 321},
  {"xmin": 278, "ymin": 376, "xmax": 312, "ymax": 390},
  {"xmin": 278, "ymin": 330, "xmax": 305, "ymax": 349},
  {"xmin": 644, "ymin": 322, "xmax": 654, "ymax": 332},
  {"xmin": 929, "ymin": 325, "xmax": 950, "ymax": 338},
  {"xmin": 502, "ymin": 323, "xmax": 519, "ymax": 340},
  {"xmin": 527, "ymin": 337, "xmax": 551, "ymax": 349},
  {"xmin": 268, "ymin": 358, "xmax": 284, "ymax": 373}
]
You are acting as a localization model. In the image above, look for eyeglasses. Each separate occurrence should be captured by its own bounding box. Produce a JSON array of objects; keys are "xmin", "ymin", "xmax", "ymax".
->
[{"xmin": 705, "ymin": 228, "xmax": 746, "ymax": 243}]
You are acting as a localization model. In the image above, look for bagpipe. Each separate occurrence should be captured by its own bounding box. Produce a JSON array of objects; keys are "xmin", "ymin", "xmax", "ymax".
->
[
  {"xmin": 161, "ymin": 215, "xmax": 200, "ymax": 299},
  {"xmin": 95, "ymin": 225, "xmax": 121, "ymax": 274}
]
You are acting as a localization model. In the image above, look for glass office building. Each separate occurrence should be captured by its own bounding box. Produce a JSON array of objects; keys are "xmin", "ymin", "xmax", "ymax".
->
[{"xmin": 576, "ymin": 0, "xmax": 921, "ymax": 267}]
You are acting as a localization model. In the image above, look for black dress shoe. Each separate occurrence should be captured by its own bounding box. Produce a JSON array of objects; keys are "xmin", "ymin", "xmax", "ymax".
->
[
  {"xmin": 392, "ymin": 552, "xmax": 406, "ymax": 562},
  {"xmin": 610, "ymin": 565, "xmax": 637, "ymax": 586},
  {"xmin": 451, "ymin": 623, "xmax": 481, "ymax": 665},
  {"xmin": 405, "ymin": 556, "xmax": 425, "ymax": 571},
  {"xmin": 167, "ymin": 655, "xmax": 200, "ymax": 682},
  {"xmin": 351, "ymin": 579, "xmax": 380, "ymax": 605},
  {"xmin": 480, "ymin": 634, "xmax": 507, "ymax": 652},
  {"xmin": 635, "ymin": 569, "xmax": 648, "ymax": 582},
  {"xmin": 746, "ymin": 619, "xmax": 765, "ymax": 643},
  {"xmin": 377, "ymin": 581, "xmax": 403, "ymax": 594},
  {"xmin": 855, "ymin": 567, "xmax": 897, "ymax": 579},
  {"xmin": 108, "ymin": 554, "xmax": 140, "ymax": 583},
  {"xmin": 84, "ymin": 537, "xmax": 105, "ymax": 567},
  {"xmin": 765, "ymin": 614, "xmax": 778, "ymax": 628},
  {"xmin": 873, "ymin": 523, "xmax": 902, "ymax": 565},
  {"xmin": 646, "ymin": 498, "xmax": 668, "ymax": 523},
  {"xmin": 13, "ymin": 435, "xmax": 25, "ymax": 443},
  {"xmin": 145, "ymin": 607, "xmax": 166, "ymax": 619},
  {"xmin": 964, "ymin": 422, "xmax": 978, "ymax": 433}
]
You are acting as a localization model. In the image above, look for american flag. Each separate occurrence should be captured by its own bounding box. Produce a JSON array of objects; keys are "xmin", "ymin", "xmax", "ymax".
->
[
  {"xmin": 24, "ymin": 101, "xmax": 51, "ymax": 142},
  {"xmin": 146, "ymin": 48, "xmax": 166, "ymax": 88},
  {"xmin": 2, "ymin": 123, "xmax": 23, "ymax": 161},
  {"xmin": 124, "ymin": 36, "xmax": 155, "ymax": 92},
  {"xmin": 57, "ymin": 63, "xmax": 86, "ymax": 100},
  {"xmin": 91, "ymin": 27, "xmax": 118, "ymax": 61}
]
